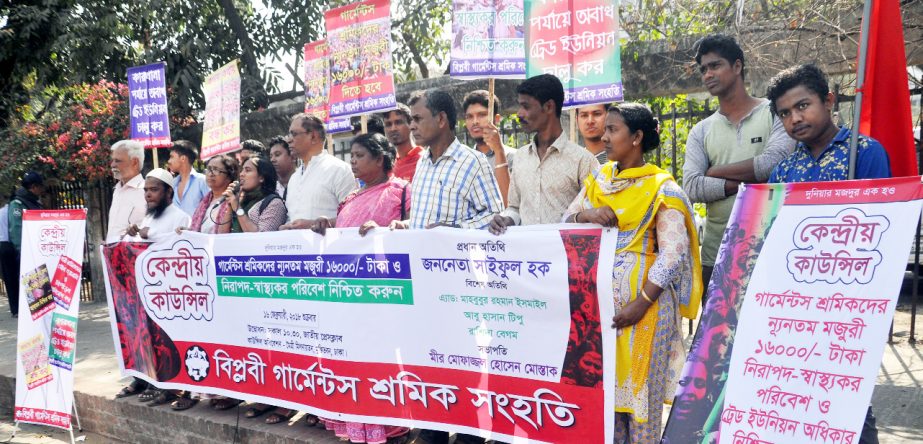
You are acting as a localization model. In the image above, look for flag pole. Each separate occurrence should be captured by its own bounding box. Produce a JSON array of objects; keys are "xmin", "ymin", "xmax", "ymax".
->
[{"xmin": 848, "ymin": 0, "xmax": 874, "ymax": 180}]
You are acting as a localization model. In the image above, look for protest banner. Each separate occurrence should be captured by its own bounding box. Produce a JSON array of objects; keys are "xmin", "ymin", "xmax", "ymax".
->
[
  {"xmin": 662, "ymin": 177, "xmax": 923, "ymax": 444},
  {"xmin": 524, "ymin": 0, "xmax": 623, "ymax": 108},
  {"xmin": 15, "ymin": 209, "xmax": 87, "ymax": 431},
  {"xmin": 201, "ymin": 60, "xmax": 241, "ymax": 159},
  {"xmin": 102, "ymin": 226, "xmax": 617, "ymax": 442},
  {"xmin": 127, "ymin": 62, "xmax": 171, "ymax": 149},
  {"xmin": 325, "ymin": 0, "xmax": 397, "ymax": 120},
  {"xmin": 451, "ymin": 0, "xmax": 526, "ymax": 79},
  {"xmin": 303, "ymin": 41, "xmax": 352, "ymax": 134}
]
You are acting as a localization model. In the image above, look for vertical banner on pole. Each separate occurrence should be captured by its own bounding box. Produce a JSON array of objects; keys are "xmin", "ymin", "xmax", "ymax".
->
[
  {"xmin": 303, "ymin": 41, "xmax": 352, "ymax": 134},
  {"xmin": 450, "ymin": 0, "xmax": 526, "ymax": 79},
  {"xmin": 662, "ymin": 177, "xmax": 923, "ymax": 443},
  {"xmin": 524, "ymin": 0, "xmax": 623, "ymax": 108},
  {"xmin": 14, "ymin": 209, "xmax": 88, "ymax": 430},
  {"xmin": 201, "ymin": 61, "xmax": 241, "ymax": 160},
  {"xmin": 127, "ymin": 62, "xmax": 172, "ymax": 148},
  {"xmin": 325, "ymin": 0, "xmax": 397, "ymax": 120}
]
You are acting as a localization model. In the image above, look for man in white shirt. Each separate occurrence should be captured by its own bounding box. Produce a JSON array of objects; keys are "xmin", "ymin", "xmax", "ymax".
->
[
  {"xmin": 280, "ymin": 114, "xmax": 356, "ymax": 230},
  {"xmin": 107, "ymin": 140, "xmax": 148, "ymax": 243},
  {"xmin": 125, "ymin": 168, "xmax": 191, "ymax": 241}
]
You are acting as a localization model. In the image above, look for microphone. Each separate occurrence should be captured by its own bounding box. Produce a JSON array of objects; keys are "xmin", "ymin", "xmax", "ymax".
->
[{"xmin": 218, "ymin": 181, "xmax": 240, "ymax": 205}]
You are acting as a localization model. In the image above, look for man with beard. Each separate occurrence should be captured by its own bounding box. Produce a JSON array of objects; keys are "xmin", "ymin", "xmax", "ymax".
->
[
  {"xmin": 381, "ymin": 103, "xmax": 423, "ymax": 182},
  {"xmin": 107, "ymin": 140, "xmax": 148, "ymax": 243},
  {"xmin": 125, "ymin": 168, "xmax": 191, "ymax": 241},
  {"xmin": 488, "ymin": 74, "xmax": 598, "ymax": 234},
  {"xmin": 577, "ymin": 103, "xmax": 610, "ymax": 164},
  {"xmin": 462, "ymin": 90, "xmax": 515, "ymax": 202},
  {"xmin": 5, "ymin": 172, "xmax": 45, "ymax": 318}
]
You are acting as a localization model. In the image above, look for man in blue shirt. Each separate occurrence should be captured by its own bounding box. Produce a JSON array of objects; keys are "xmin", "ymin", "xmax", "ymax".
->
[
  {"xmin": 767, "ymin": 63, "xmax": 883, "ymax": 444},
  {"xmin": 167, "ymin": 140, "xmax": 209, "ymax": 216},
  {"xmin": 768, "ymin": 64, "xmax": 891, "ymax": 183}
]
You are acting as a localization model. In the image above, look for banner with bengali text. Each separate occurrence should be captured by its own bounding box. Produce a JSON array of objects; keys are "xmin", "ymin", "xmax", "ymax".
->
[
  {"xmin": 303, "ymin": 40, "xmax": 353, "ymax": 134},
  {"xmin": 524, "ymin": 0, "xmax": 623, "ymax": 108},
  {"xmin": 201, "ymin": 60, "xmax": 241, "ymax": 159},
  {"xmin": 662, "ymin": 177, "xmax": 923, "ymax": 444},
  {"xmin": 101, "ymin": 226, "xmax": 616, "ymax": 443},
  {"xmin": 450, "ymin": 0, "xmax": 526, "ymax": 79},
  {"xmin": 325, "ymin": 0, "xmax": 397, "ymax": 120},
  {"xmin": 128, "ymin": 62, "xmax": 171, "ymax": 148},
  {"xmin": 15, "ymin": 210, "xmax": 87, "ymax": 430}
]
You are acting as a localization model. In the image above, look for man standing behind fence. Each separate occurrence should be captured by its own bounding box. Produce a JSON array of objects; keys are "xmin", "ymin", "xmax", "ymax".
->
[
  {"xmin": 489, "ymin": 74, "xmax": 599, "ymax": 234},
  {"xmin": 107, "ymin": 140, "xmax": 148, "ymax": 243},
  {"xmin": 681, "ymin": 34, "xmax": 794, "ymax": 291}
]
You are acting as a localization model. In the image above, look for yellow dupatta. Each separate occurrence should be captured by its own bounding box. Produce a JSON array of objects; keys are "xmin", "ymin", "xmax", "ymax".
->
[{"xmin": 583, "ymin": 163, "xmax": 703, "ymax": 413}]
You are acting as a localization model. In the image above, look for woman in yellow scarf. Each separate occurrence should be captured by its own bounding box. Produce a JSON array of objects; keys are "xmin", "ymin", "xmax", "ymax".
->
[{"xmin": 563, "ymin": 103, "xmax": 703, "ymax": 443}]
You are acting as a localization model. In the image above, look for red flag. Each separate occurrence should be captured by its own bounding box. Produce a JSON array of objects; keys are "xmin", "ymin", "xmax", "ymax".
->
[{"xmin": 858, "ymin": 0, "xmax": 917, "ymax": 177}]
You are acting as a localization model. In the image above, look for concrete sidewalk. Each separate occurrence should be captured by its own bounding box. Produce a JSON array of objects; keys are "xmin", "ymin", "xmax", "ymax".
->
[{"xmin": 0, "ymin": 300, "xmax": 922, "ymax": 443}]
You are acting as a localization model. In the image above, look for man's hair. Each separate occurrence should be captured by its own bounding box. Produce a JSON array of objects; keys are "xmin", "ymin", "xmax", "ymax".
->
[
  {"xmin": 170, "ymin": 140, "xmax": 199, "ymax": 163},
  {"xmin": 112, "ymin": 140, "xmax": 145, "ymax": 165},
  {"xmin": 240, "ymin": 139, "xmax": 266, "ymax": 155},
  {"xmin": 766, "ymin": 64, "xmax": 830, "ymax": 116},
  {"xmin": 408, "ymin": 89, "xmax": 458, "ymax": 129},
  {"xmin": 695, "ymin": 34, "xmax": 746, "ymax": 80},
  {"xmin": 609, "ymin": 103, "xmax": 661, "ymax": 153},
  {"xmin": 292, "ymin": 113, "xmax": 327, "ymax": 139},
  {"xmin": 379, "ymin": 103, "xmax": 412, "ymax": 124},
  {"xmin": 462, "ymin": 90, "xmax": 502, "ymax": 114},
  {"xmin": 516, "ymin": 74, "xmax": 564, "ymax": 117},
  {"xmin": 577, "ymin": 103, "xmax": 611, "ymax": 113},
  {"xmin": 268, "ymin": 136, "xmax": 291, "ymax": 155},
  {"xmin": 352, "ymin": 115, "xmax": 385, "ymax": 135}
]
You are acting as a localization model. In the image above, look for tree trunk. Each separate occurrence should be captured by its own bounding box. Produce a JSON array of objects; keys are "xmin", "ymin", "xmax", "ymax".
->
[{"xmin": 217, "ymin": 0, "xmax": 268, "ymax": 107}]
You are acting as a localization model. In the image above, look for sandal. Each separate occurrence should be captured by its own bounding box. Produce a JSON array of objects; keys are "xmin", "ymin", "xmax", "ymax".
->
[
  {"xmin": 170, "ymin": 395, "xmax": 199, "ymax": 411},
  {"xmin": 213, "ymin": 397, "xmax": 242, "ymax": 411},
  {"xmin": 303, "ymin": 414, "xmax": 320, "ymax": 427},
  {"xmin": 265, "ymin": 408, "xmax": 295, "ymax": 425},
  {"xmin": 137, "ymin": 388, "xmax": 160, "ymax": 403},
  {"xmin": 115, "ymin": 380, "xmax": 147, "ymax": 399},
  {"xmin": 244, "ymin": 403, "xmax": 274, "ymax": 418},
  {"xmin": 148, "ymin": 389, "xmax": 178, "ymax": 406}
]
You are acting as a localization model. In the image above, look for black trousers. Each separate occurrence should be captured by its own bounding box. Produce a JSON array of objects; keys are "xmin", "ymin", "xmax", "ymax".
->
[{"xmin": 0, "ymin": 241, "xmax": 19, "ymax": 316}]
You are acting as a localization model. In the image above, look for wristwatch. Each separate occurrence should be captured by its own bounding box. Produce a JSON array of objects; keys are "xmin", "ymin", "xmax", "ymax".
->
[{"xmin": 236, "ymin": 208, "xmax": 245, "ymax": 216}]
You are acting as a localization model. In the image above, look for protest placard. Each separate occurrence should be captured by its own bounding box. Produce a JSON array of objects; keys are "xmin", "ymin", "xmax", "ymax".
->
[
  {"xmin": 304, "ymin": 41, "xmax": 352, "ymax": 134},
  {"xmin": 451, "ymin": 0, "xmax": 526, "ymax": 79},
  {"xmin": 524, "ymin": 0, "xmax": 623, "ymax": 108},
  {"xmin": 127, "ymin": 62, "xmax": 171, "ymax": 148},
  {"xmin": 201, "ymin": 61, "xmax": 241, "ymax": 159},
  {"xmin": 325, "ymin": 0, "xmax": 397, "ymax": 120}
]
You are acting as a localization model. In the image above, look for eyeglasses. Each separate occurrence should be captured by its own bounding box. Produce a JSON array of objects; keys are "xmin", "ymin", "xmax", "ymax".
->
[
  {"xmin": 288, "ymin": 130, "xmax": 309, "ymax": 138},
  {"xmin": 206, "ymin": 167, "xmax": 228, "ymax": 175}
]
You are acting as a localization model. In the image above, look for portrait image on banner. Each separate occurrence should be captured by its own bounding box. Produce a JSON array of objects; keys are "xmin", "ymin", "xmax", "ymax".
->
[
  {"xmin": 101, "ymin": 226, "xmax": 618, "ymax": 442},
  {"xmin": 14, "ymin": 210, "xmax": 87, "ymax": 430},
  {"xmin": 661, "ymin": 177, "xmax": 923, "ymax": 444},
  {"xmin": 128, "ymin": 62, "xmax": 171, "ymax": 148},
  {"xmin": 303, "ymin": 41, "xmax": 352, "ymax": 134},
  {"xmin": 325, "ymin": 0, "xmax": 398, "ymax": 120},
  {"xmin": 451, "ymin": 0, "xmax": 526, "ymax": 79},
  {"xmin": 201, "ymin": 60, "xmax": 241, "ymax": 159},
  {"xmin": 524, "ymin": 0, "xmax": 623, "ymax": 108}
]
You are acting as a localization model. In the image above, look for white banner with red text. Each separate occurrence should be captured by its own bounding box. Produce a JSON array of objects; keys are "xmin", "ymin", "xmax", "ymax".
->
[
  {"xmin": 101, "ymin": 225, "xmax": 616, "ymax": 443},
  {"xmin": 15, "ymin": 209, "xmax": 87, "ymax": 429}
]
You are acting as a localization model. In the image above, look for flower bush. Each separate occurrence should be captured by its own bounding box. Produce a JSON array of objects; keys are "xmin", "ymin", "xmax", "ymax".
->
[{"xmin": 0, "ymin": 81, "xmax": 130, "ymax": 198}]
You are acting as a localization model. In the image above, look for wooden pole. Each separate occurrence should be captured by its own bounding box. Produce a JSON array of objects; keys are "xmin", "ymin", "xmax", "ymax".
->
[
  {"xmin": 487, "ymin": 78, "xmax": 496, "ymax": 117},
  {"xmin": 152, "ymin": 148, "xmax": 159, "ymax": 169},
  {"xmin": 569, "ymin": 108, "xmax": 577, "ymax": 142},
  {"xmin": 326, "ymin": 135, "xmax": 334, "ymax": 155},
  {"xmin": 360, "ymin": 114, "xmax": 368, "ymax": 134}
]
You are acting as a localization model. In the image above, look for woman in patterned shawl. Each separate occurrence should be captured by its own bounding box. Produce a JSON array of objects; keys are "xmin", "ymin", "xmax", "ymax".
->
[{"xmin": 563, "ymin": 102, "xmax": 703, "ymax": 443}]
